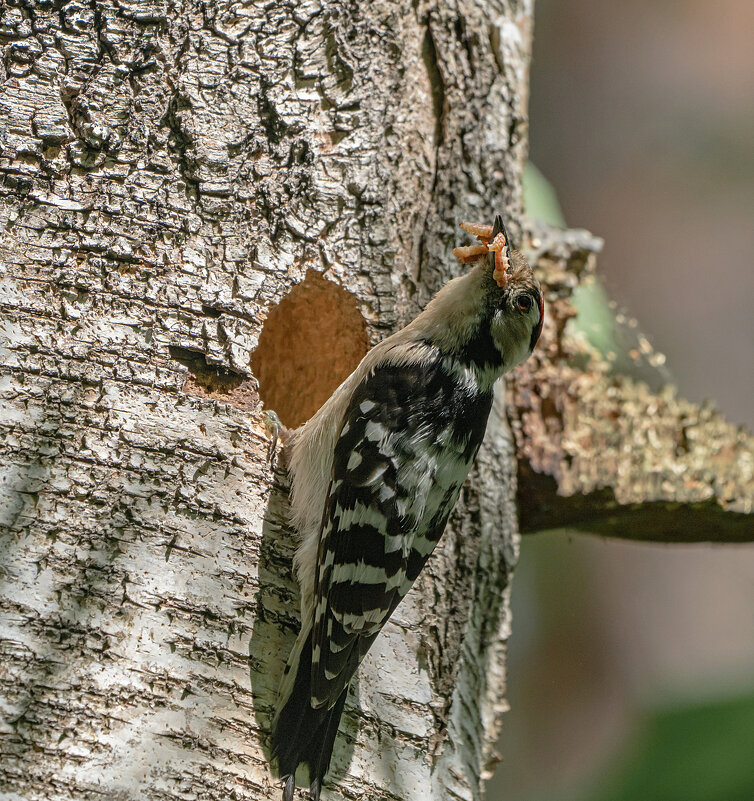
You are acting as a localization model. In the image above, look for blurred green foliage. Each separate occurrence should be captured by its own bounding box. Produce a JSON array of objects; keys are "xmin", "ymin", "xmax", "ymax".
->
[
  {"xmin": 523, "ymin": 161, "xmax": 566, "ymax": 227},
  {"xmin": 585, "ymin": 692, "xmax": 754, "ymax": 801},
  {"xmin": 510, "ymin": 692, "xmax": 754, "ymax": 801}
]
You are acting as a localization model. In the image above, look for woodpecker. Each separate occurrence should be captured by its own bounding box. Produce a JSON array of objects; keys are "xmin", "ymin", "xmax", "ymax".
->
[{"xmin": 270, "ymin": 215, "xmax": 543, "ymax": 800}]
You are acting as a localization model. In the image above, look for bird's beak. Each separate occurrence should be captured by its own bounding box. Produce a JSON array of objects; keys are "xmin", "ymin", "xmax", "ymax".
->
[
  {"xmin": 488, "ymin": 215, "xmax": 504, "ymax": 272},
  {"xmin": 488, "ymin": 214, "xmax": 512, "ymax": 288}
]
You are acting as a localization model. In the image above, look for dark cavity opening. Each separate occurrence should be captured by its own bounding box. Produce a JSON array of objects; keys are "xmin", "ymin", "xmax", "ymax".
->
[{"xmin": 169, "ymin": 346, "xmax": 259, "ymax": 410}]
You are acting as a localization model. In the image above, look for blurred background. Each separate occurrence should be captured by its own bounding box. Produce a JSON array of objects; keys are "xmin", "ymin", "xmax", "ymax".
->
[{"xmin": 488, "ymin": 2, "xmax": 754, "ymax": 800}]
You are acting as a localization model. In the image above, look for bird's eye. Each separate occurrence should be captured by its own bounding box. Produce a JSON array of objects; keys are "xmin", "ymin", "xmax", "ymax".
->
[{"xmin": 517, "ymin": 294, "xmax": 532, "ymax": 312}]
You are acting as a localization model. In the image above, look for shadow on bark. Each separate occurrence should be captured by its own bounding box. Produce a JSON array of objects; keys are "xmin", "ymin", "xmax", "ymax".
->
[
  {"xmin": 0, "ymin": 381, "xmax": 142, "ymax": 785},
  {"xmin": 251, "ymin": 459, "xmax": 359, "ymax": 792}
]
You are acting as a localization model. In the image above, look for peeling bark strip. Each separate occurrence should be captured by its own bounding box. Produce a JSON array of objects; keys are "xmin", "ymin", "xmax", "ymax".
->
[{"xmin": 0, "ymin": 2, "xmax": 534, "ymax": 800}]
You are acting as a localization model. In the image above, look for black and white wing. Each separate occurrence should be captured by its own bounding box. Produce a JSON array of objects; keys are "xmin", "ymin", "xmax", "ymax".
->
[{"xmin": 309, "ymin": 352, "xmax": 494, "ymax": 709}]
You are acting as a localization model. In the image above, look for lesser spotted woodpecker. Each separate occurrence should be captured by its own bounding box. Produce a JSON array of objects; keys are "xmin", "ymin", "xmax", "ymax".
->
[{"xmin": 270, "ymin": 215, "xmax": 544, "ymax": 800}]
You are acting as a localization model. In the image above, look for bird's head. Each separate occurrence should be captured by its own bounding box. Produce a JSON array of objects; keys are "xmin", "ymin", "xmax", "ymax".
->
[
  {"xmin": 479, "ymin": 214, "xmax": 544, "ymax": 370},
  {"xmin": 410, "ymin": 214, "xmax": 544, "ymax": 379}
]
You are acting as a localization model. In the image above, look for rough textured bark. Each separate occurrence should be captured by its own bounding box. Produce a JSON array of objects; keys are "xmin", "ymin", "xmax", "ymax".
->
[
  {"xmin": 3, "ymin": 2, "xmax": 750, "ymax": 801},
  {"xmin": 0, "ymin": 1, "xmax": 533, "ymax": 800}
]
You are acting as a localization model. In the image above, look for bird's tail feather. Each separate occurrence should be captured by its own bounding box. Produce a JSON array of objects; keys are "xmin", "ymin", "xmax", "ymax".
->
[{"xmin": 271, "ymin": 625, "xmax": 347, "ymax": 801}]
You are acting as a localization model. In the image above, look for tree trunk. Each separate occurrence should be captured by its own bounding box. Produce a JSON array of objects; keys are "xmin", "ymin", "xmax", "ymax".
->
[{"xmin": 0, "ymin": 1, "xmax": 534, "ymax": 799}]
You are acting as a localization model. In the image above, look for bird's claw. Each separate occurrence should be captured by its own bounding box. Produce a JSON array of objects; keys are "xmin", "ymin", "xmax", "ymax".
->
[{"xmin": 263, "ymin": 409, "xmax": 283, "ymax": 465}]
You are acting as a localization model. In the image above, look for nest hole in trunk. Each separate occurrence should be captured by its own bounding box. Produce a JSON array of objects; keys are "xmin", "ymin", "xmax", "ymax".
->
[{"xmin": 250, "ymin": 270, "xmax": 369, "ymax": 429}]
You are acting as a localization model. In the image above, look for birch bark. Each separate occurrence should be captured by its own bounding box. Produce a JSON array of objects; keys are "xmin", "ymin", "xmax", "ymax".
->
[{"xmin": 0, "ymin": 1, "xmax": 534, "ymax": 799}]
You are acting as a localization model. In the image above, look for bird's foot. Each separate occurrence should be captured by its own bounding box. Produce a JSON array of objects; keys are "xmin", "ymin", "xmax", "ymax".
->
[{"xmin": 263, "ymin": 410, "xmax": 291, "ymax": 466}]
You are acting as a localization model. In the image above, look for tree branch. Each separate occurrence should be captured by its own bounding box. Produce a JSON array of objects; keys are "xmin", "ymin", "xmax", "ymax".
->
[{"xmin": 510, "ymin": 224, "xmax": 754, "ymax": 543}]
